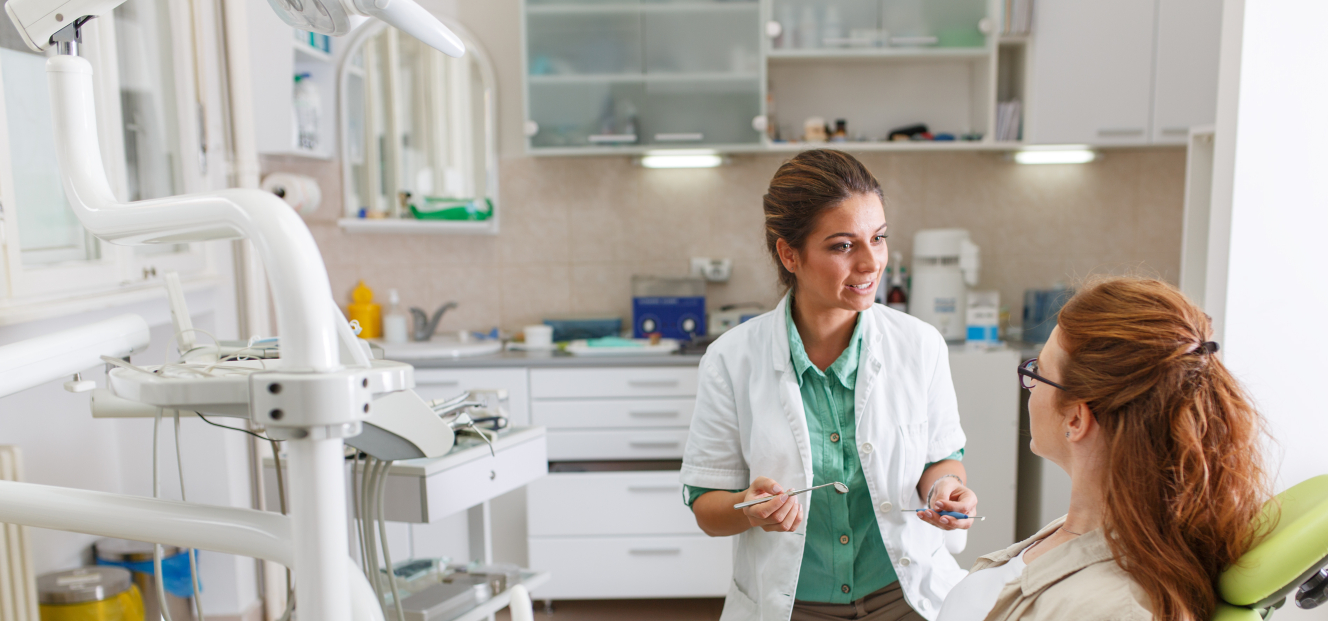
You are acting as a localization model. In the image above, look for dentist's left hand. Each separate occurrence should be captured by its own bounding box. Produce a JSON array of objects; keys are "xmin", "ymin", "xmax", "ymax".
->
[{"xmin": 917, "ymin": 477, "xmax": 978, "ymax": 531}]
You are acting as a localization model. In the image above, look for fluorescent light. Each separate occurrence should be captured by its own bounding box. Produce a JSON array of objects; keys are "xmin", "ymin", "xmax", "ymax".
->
[
  {"xmin": 1013, "ymin": 147, "xmax": 1097, "ymax": 165},
  {"xmin": 640, "ymin": 150, "xmax": 724, "ymax": 169}
]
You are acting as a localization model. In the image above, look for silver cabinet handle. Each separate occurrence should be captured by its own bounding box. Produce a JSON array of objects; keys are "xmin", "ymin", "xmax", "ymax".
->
[
  {"xmin": 629, "ymin": 440, "xmax": 681, "ymax": 448},
  {"xmin": 629, "ymin": 410, "xmax": 680, "ymax": 418},
  {"xmin": 627, "ymin": 485, "xmax": 680, "ymax": 493},
  {"xmin": 1159, "ymin": 127, "xmax": 1189, "ymax": 135},
  {"xmin": 426, "ymin": 380, "xmax": 460, "ymax": 387},
  {"xmin": 627, "ymin": 379, "xmax": 679, "ymax": 388},
  {"xmin": 1097, "ymin": 128, "xmax": 1145, "ymax": 136},
  {"xmin": 654, "ymin": 133, "xmax": 704, "ymax": 142},
  {"xmin": 629, "ymin": 547, "xmax": 682, "ymax": 555},
  {"xmin": 588, "ymin": 134, "xmax": 638, "ymax": 144}
]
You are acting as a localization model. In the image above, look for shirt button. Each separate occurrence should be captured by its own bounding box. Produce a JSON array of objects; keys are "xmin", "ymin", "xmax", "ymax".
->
[
  {"xmin": 879, "ymin": 501, "xmax": 893, "ymax": 513},
  {"xmin": 861, "ymin": 443, "xmax": 873, "ymax": 454},
  {"xmin": 839, "ymin": 534, "xmax": 849, "ymax": 545},
  {"xmin": 841, "ymin": 584, "xmax": 851, "ymax": 594},
  {"xmin": 830, "ymin": 433, "xmax": 840, "ymax": 443},
  {"xmin": 900, "ymin": 557, "xmax": 912, "ymax": 567}
]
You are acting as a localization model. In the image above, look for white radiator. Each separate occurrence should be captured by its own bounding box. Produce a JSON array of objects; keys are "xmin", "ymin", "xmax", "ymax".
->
[{"xmin": 0, "ymin": 446, "xmax": 38, "ymax": 621}]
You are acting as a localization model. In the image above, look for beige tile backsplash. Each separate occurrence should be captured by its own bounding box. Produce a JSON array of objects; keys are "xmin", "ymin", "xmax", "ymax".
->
[{"xmin": 266, "ymin": 147, "xmax": 1186, "ymax": 336}]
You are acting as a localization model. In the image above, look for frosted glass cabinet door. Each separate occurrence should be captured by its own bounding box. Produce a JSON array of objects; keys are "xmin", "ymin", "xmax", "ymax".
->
[
  {"xmin": 643, "ymin": 6, "xmax": 759, "ymax": 75},
  {"xmin": 643, "ymin": 80, "xmax": 761, "ymax": 146},
  {"xmin": 527, "ymin": 13, "xmax": 643, "ymax": 76},
  {"xmin": 771, "ymin": 0, "xmax": 987, "ymax": 49},
  {"xmin": 527, "ymin": 82, "xmax": 648, "ymax": 147}
]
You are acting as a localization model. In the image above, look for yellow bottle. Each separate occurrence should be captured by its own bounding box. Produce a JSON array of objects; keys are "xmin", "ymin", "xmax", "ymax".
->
[{"xmin": 347, "ymin": 280, "xmax": 382, "ymax": 339}]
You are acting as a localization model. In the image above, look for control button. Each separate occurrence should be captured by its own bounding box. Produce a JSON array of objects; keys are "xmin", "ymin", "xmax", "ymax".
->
[
  {"xmin": 861, "ymin": 443, "xmax": 873, "ymax": 454},
  {"xmin": 900, "ymin": 557, "xmax": 912, "ymax": 567},
  {"xmin": 841, "ymin": 584, "xmax": 851, "ymax": 594},
  {"xmin": 879, "ymin": 501, "xmax": 893, "ymax": 513},
  {"xmin": 839, "ymin": 535, "xmax": 849, "ymax": 545},
  {"xmin": 830, "ymin": 433, "xmax": 840, "ymax": 443}
]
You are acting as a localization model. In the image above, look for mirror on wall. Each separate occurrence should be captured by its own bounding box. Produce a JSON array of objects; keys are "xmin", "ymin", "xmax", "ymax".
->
[{"xmin": 339, "ymin": 18, "xmax": 498, "ymax": 233}]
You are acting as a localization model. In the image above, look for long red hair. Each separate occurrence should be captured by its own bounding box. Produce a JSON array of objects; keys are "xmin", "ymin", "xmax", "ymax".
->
[{"xmin": 1055, "ymin": 277, "xmax": 1271, "ymax": 621}]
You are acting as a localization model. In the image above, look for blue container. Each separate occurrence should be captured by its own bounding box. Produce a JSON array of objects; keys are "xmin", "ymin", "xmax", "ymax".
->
[
  {"xmin": 631, "ymin": 276, "xmax": 706, "ymax": 340},
  {"xmin": 1022, "ymin": 287, "xmax": 1073, "ymax": 343}
]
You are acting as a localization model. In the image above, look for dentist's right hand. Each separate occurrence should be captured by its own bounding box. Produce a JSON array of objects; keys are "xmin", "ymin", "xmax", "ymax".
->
[{"xmin": 742, "ymin": 477, "xmax": 805, "ymax": 532}]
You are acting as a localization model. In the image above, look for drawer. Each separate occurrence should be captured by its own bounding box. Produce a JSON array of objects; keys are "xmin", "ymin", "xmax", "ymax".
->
[
  {"xmin": 531, "ymin": 398, "xmax": 695, "ymax": 429},
  {"xmin": 414, "ymin": 368, "xmax": 531, "ymax": 426},
  {"xmin": 528, "ymin": 535, "xmax": 732, "ymax": 599},
  {"xmin": 527, "ymin": 470, "xmax": 699, "ymax": 537},
  {"xmin": 529, "ymin": 367, "xmax": 697, "ymax": 399},
  {"xmin": 547, "ymin": 429, "xmax": 689, "ymax": 461}
]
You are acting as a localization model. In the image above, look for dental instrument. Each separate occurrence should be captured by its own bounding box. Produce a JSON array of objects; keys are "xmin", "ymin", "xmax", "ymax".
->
[
  {"xmin": 907, "ymin": 509, "xmax": 986, "ymax": 521},
  {"xmin": 733, "ymin": 481, "xmax": 849, "ymax": 509}
]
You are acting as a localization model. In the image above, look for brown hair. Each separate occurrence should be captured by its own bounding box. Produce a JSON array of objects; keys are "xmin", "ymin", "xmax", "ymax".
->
[
  {"xmin": 763, "ymin": 149, "xmax": 885, "ymax": 290},
  {"xmin": 1055, "ymin": 276, "xmax": 1271, "ymax": 621}
]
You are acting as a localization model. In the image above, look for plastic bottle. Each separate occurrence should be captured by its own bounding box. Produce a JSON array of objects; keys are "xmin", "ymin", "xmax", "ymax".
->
[
  {"xmin": 347, "ymin": 280, "xmax": 382, "ymax": 339},
  {"xmin": 886, "ymin": 251, "xmax": 909, "ymax": 312},
  {"xmin": 293, "ymin": 73, "xmax": 320, "ymax": 151},
  {"xmin": 383, "ymin": 289, "xmax": 409, "ymax": 344}
]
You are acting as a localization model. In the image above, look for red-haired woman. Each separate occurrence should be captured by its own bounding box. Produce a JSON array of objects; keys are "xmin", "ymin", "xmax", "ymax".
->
[{"xmin": 935, "ymin": 276, "xmax": 1270, "ymax": 621}]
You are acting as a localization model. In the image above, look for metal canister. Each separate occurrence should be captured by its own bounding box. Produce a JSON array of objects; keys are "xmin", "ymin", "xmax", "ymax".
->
[
  {"xmin": 94, "ymin": 539, "xmax": 195, "ymax": 621},
  {"xmin": 37, "ymin": 566, "xmax": 144, "ymax": 621}
]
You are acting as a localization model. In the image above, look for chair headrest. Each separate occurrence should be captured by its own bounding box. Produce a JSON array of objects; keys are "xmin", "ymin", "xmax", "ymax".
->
[{"xmin": 1219, "ymin": 474, "xmax": 1328, "ymax": 608}]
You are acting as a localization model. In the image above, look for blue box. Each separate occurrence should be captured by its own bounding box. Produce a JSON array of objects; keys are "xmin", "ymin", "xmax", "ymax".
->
[{"xmin": 632, "ymin": 296, "xmax": 706, "ymax": 339}]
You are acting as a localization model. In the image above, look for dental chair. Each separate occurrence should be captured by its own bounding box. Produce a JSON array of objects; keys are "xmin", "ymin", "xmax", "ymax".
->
[{"xmin": 1213, "ymin": 474, "xmax": 1328, "ymax": 620}]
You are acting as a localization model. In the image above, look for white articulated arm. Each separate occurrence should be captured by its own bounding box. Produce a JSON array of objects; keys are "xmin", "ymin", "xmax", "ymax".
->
[{"xmin": 46, "ymin": 55, "xmax": 338, "ymax": 372}]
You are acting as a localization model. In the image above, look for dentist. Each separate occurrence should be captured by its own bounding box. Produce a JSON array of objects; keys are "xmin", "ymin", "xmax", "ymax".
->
[{"xmin": 682, "ymin": 149, "xmax": 973, "ymax": 621}]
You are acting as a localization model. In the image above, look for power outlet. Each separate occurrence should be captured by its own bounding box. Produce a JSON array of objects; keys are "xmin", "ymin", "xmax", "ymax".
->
[{"xmin": 690, "ymin": 257, "xmax": 733, "ymax": 282}]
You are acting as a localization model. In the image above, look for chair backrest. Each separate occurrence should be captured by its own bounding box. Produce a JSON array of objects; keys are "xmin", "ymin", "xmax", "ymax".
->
[{"xmin": 1215, "ymin": 474, "xmax": 1328, "ymax": 617}]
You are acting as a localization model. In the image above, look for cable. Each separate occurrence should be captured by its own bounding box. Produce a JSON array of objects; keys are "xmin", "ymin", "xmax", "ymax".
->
[
  {"xmin": 363, "ymin": 458, "xmax": 385, "ymax": 606},
  {"xmin": 353, "ymin": 453, "xmax": 371, "ymax": 581},
  {"xmin": 376, "ymin": 460, "xmax": 406, "ymax": 621},
  {"xmin": 195, "ymin": 412, "xmax": 272, "ymax": 441},
  {"xmin": 153, "ymin": 409, "xmax": 176, "ymax": 621},
  {"xmin": 174, "ymin": 411, "xmax": 207, "ymax": 621}
]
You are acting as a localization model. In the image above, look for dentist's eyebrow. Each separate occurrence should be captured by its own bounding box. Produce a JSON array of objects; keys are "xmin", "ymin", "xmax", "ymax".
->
[{"xmin": 823, "ymin": 223, "xmax": 888, "ymax": 241}]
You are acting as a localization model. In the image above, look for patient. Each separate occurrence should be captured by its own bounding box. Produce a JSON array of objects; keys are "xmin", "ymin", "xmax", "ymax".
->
[{"xmin": 936, "ymin": 277, "xmax": 1270, "ymax": 621}]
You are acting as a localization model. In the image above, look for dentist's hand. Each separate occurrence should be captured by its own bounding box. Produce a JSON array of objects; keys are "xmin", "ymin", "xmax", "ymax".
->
[
  {"xmin": 742, "ymin": 477, "xmax": 805, "ymax": 532},
  {"xmin": 917, "ymin": 477, "xmax": 978, "ymax": 531}
]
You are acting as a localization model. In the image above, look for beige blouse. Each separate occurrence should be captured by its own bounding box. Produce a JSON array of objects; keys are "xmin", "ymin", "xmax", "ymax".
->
[{"xmin": 969, "ymin": 516, "xmax": 1153, "ymax": 621}]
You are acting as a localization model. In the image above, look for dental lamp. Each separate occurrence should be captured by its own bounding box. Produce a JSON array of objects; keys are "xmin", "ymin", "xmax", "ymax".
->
[{"xmin": 4, "ymin": 0, "xmax": 465, "ymax": 57}]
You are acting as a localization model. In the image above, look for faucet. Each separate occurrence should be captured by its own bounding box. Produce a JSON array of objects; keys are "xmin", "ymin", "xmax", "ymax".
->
[{"xmin": 409, "ymin": 302, "xmax": 458, "ymax": 341}]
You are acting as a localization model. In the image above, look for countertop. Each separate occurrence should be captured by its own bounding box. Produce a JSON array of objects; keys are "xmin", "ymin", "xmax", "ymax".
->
[{"xmin": 406, "ymin": 349, "xmax": 705, "ymax": 369}]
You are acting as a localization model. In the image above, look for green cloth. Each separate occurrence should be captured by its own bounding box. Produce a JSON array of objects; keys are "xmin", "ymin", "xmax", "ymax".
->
[{"xmin": 685, "ymin": 296, "xmax": 963, "ymax": 603}]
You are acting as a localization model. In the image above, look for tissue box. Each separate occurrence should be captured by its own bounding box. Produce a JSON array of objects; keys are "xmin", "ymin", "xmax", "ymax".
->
[{"xmin": 966, "ymin": 291, "xmax": 1000, "ymax": 346}]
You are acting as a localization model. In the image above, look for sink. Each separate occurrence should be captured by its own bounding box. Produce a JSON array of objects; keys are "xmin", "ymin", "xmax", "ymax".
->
[{"xmin": 372, "ymin": 337, "xmax": 503, "ymax": 361}]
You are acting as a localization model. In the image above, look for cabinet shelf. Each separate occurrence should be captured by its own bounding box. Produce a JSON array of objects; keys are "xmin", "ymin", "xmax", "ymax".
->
[
  {"xmin": 293, "ymin": 42, "xmax": 333, "ymax": 62},
  {"xmin": 528, "ymin": 71, "xmax": 758, "ymax": 85},
  {"xmin": 766, "ymin": 47, "xmax": 990, "ymax": 62},
  {"xmin": 338, "ymin": 218, "xmax": 499, "ymax": 235},
  {"xmin": 527, "ymin": 2, "xmax": 756, "ymax": 14}
]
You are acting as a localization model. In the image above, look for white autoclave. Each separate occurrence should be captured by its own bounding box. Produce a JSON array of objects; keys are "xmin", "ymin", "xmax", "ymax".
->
[{"xmin": 910, "ymin": 229, "xmax": 980, "ymax": 341}]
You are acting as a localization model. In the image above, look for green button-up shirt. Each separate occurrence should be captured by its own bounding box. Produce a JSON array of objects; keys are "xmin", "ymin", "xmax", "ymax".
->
[{"xmin": 686, "ymin": 297, "xmax": 962, "ymax": 603}]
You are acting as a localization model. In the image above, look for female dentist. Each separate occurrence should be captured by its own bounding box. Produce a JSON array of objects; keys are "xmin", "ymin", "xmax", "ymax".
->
[{"xmin": 682, "ymin": 149, "xmax": 974, "ymax": 621}]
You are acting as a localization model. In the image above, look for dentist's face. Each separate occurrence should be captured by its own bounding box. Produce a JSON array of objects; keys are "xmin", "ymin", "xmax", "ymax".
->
[{"xmin": 779, "ymin": 193, "xmax": 888, "ymax": 314}]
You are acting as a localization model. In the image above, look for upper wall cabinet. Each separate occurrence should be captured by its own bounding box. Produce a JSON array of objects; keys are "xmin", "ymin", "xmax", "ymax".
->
[
  {"xmin": 246, "ymin": 0, "xmax": 338, "ymax": 158},
  {"xmin": 1025, "ymin": 0, "xmax": 1221, "ymax": 146},
  {"xmin": 522, "ymin": 0, "xmax": 765, "ymax": 154},
  {"xmin": 1151, "ymin": 0, "xmax": 1222, "ymax": 145}
]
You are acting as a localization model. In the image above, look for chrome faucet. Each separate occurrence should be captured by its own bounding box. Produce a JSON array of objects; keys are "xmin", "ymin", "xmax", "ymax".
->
[{"xmin": 409, "ymin": 302, "xmax": 458, "ymax": 341}]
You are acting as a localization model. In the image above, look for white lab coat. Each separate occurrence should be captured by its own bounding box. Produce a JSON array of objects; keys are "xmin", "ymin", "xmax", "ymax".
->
[{"xmin": 681, "ymin": 295, "xmax": 968, "ymax": 621}]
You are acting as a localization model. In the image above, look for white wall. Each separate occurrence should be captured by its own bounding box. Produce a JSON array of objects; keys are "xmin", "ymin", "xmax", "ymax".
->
[
  {"xmin": 0, "ymin": 257, "xmax": 261, "ymax": 617},
  {"xmin": 1211, "ymin": 0, "xmax": 1328, "ymax": 617}
]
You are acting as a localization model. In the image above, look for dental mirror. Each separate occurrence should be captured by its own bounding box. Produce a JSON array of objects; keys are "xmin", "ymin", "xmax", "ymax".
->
[{"xmin": 733, "ymin": 481, "xmax": 848, "ymax": 510}]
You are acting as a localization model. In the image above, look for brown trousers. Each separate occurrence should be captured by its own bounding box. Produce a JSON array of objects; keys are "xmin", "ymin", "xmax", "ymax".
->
[{"xmin": 790, "ymin": 582, "xmax": 925, "ymax": 621}]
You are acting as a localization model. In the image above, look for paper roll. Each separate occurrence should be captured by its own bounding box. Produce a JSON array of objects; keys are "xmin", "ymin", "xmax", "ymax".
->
[{"xmin": 260, "ymin": 172, "xmax": 322, "ymax": 216}]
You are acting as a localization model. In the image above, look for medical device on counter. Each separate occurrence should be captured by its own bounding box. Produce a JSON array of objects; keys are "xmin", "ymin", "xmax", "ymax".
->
[
  {"xmin": 910, "ymin": 229, "xmax": 980, "ymax": 342},
  {"xmin": 0, "ymin": 1, "xmax": 531, "ymax": 620},
  {"xmin": 632, "ymin": 276, "xmax": 706, "ymax": 340}
]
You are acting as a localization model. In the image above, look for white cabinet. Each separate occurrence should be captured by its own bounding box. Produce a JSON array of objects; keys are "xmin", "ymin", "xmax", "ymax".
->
[
  {"xmin": 245, "ymin": 0, "xmax": 337, "ymax": 159},
  {"xmin": 1025, "ymin": 0, "xmax": 1157, "ymax": 145},
  {"xmin": 526, "ymin": 365, "xmax": 729, "ymax": 600},
  {"xmin": 1150, "ymin": 0, "xmax": 1223, "ymax": 144}
]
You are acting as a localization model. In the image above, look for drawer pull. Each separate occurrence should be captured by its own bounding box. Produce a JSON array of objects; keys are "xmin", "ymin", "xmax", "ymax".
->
[
  {"xmin": 629, "ymin": 410, "xmax": 680, "ymax": 418},
  {"xmin": 629, "ymin": 440, "xmax": 682, "ymax": 448},
  {"xmin": 424, "ymin": 379, "xmax": 461, "ymax": 387},
  {"xmin": 1097, "ymin": 127, "xmax": 1145, "ymax": 137},
  {"xmin": 627, "ymin": 485, "xmax": 680, "ymax": 493},
  {"xmin": 628, "ymin": 547, "xmax": 682, "ymax": 555},
  {"xmin": 627, "ymin": 379, "xmax": 680, "ymax": 388}
]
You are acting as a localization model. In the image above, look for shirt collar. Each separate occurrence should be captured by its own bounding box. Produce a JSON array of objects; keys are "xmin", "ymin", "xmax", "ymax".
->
[
  {"xmin": 979, "ymin": 516, "xmax": 1119, "ymax": 595},
  {"xmin": 784, "ymin": 292, "xmax": 864, "ymax": 389}
]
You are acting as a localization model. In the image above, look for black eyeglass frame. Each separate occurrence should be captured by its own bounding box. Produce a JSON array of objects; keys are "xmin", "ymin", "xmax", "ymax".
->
[{"xmin": 1018, "ymin": 358, "xmax": 1067, "ymax": 391}]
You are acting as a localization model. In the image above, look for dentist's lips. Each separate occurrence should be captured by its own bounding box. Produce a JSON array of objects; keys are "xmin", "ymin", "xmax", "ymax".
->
[{"xmin": 846, "ymin": 281, "xmax": 874, "ymax": 293}]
